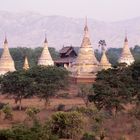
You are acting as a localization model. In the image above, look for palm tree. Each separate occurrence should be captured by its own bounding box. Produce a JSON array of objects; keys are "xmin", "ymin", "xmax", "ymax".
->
[{"xmin": 98, "ymin": 40, "xmax": 106, "ymax": 51}]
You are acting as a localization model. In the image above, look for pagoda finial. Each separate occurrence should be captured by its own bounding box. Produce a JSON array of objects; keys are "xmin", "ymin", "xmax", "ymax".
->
[
  {"xmin": 84, "ymin": 16, "xmax": 88, "ymax": 31},
  {"xmin": 124, "ymin": 30, "xmax": 128, "ymax": 42},
  {"xmin": 4, "ymin": 34, "xmax": 8, "ymax": 44},
  {"xmin": 44, "ymin": 33, "xmax": 48, "ymax": 43}
]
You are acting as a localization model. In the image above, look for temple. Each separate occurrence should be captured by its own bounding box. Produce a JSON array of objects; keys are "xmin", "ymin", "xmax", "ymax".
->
[
  {"xmin": 55, "ymin": 46, "xmax": 79, "ymax": 69},
  {"xmin": 70, "ymin": 19, "xmax": 99, "ymax": 83},
  {"xmin": 118, "ymin": 36, "xmax": 135, "ymax": 65},
  {"xmin": 23, "ymin": 56, "xmax": 29, "ymax": 70},
  {"xmin": 0, "ymin": 37, "xmax": 15, "ymax": 75},
  {"xmin": 99, "ymin": 49, "xmax": 111, "ymax": 70},
  {"xmin": 38, "ymin": 36, "xmax": 54, "ymax": 66}
]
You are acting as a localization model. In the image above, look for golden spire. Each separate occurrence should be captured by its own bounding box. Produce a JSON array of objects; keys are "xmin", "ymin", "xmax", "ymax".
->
[
  {"xmin": 81, "ymin": 17, "xmax": 91, "ymax": 47},
  {"xmin": 44, "ymin": 33, "xmax": 48, "ymax": 43},
  {"xmin": 118, "ymin": 35, "xmax": 135, "ymax": 65},
  {"xmin": 0, "ymin": 36, "xmax": 15, "ymax": 75},
  {"xmin": 23, "ymin": 56, "xmax": 29, "ymax": 70},
  {"xmin": 70, "ymin": 18, "xmax": 99, "ymax": 75},
  {"xmin": 100, "ymin": 49, "xmax": 111, "ymax": 70},
  {"xmin": 4, "ymin": 36, "xmax": 8, "ymax": 44},
  {"xmin": 38, "ymin": 35, "xmax": 54, "ymax": 66}
]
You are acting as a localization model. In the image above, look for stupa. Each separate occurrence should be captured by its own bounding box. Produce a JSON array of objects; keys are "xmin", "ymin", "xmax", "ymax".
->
[
  {"xmin": 99, "ymin": 49, "xmax": 111, "ymax": 70},
  {"xmin": 23, "ymin": 56, "xmax": 29, "ymax": 70},
  {"xmin": 118, "ymin": 36, "xmax": 135, "ymax": 65},
  {"xmin": 0, "ymin": 37, "xmax": 15, "ymax": 75},
  {"xmin": 70, "ymin": 18, "xmax": 99, "ymax": 83},
  {"xmin": 38, "ymin": 36, "xmax": 54, "ymax": 66}
]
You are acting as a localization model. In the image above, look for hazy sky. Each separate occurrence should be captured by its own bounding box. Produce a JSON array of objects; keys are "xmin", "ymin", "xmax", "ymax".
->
[{"xmin": 1, "ymin": 0, "xmax": 140, "ymax": 21}]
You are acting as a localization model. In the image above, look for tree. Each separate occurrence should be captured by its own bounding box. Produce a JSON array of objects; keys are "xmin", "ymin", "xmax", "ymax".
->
[
  {"xmin": 0, "ymin": 66, "xmax": 69, "ymax": 109},
  {"xmin": 88, "ymin": 65, "xmax": 137, "ymax": 116},
  {"xmin": 78, "ymin": 84, "xmax": 92, "ymax": 107},
  {"xmin": 0, "ymin": 70, "xmax": 34, "ymax": 110},
  {"xmin": 98, "ymin": 40, "xmax": 106, "ymax": 50},
  {"xmin": 27, "ymin": 66, "xmax": 69, "ymax": 107}
]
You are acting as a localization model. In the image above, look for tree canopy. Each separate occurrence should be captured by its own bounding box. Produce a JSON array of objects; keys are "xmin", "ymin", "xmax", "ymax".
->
[
  {"xmin": 88, "ymin": 62, "xmax": 140, "ymax": 115},
  {"xmin": 0, "ymin": 66, "xmax": 69, "ymax": 109}
]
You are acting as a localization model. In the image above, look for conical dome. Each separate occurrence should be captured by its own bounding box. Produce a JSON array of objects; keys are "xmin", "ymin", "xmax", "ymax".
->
[
  {"xmin": 23, "ymin": 56, "xmax": 29, "ymax": 70},
  {"xmin": 118, "ymin": 36, "xmax": 135, "ymax": 65},
  {"xmin": 99, "ymin": 50, "xmax": 111, "ymax": 70},
  {"xmin": 38, "ymin": 37, "xmax": 54, "ymax": 66},
  {"xmin": 71, "ymin": 18, "xmax": 99, "ymax": 75},
  {"xmin": 0, "ymin": 37, "xmax": 15, "ymax": 75}
]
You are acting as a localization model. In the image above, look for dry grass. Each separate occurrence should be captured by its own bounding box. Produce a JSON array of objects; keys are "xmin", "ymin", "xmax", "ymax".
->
[{"xmin": 0, "ymin": 84, "xmax": 140, "ymax": 140}]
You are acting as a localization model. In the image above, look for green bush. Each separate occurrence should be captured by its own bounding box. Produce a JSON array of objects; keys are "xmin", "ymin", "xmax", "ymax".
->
[
  {"xmin": 81, "ymin": 132, "xmax": 96, "ymax": 140},
  {"xmin": 2, "ymin": 104, "xmax": 13, "ymax": 120},
  {"xmin": 0, "ymin": 120, "xmax": 59, "ymax": 140},
  {"xmin": 25, "ymin": 107, "xmax": 40, "ymax": 119},
  {"xmin": 48, "ymin": 111, "xmax": 83, "ymax": 139}
]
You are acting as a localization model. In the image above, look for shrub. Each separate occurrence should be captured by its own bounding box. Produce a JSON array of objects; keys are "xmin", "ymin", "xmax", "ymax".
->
[
  {"xmin": 48, "ymin": 111, "xmax": 83, "ymax": 139},
  {"xmin": 2, "ymin": 104, "xmax": 13, "ymax": 120},
  {"xmin": 81, "ymin": 132, "xmax": 96, "ymax": 140},
  {"xmin": 0, "ymin": 102, "xmax": 7, "ymax": 110},
  {"xmin": 0, "ymin": 121, "xmax": 59, "ymax": 140},
  {"xmin": 25, "ymin": 107, "xmax": 40, "ymax": 120}
]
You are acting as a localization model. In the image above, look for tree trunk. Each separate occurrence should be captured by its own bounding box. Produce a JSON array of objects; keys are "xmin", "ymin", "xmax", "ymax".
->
[
  {"xmin": 44, "ymin": 98, "xmax": 50, "ymax": 108},
  {"xmin": 19, "ymin": 99, "xmax": 22, "ymax": 111}
]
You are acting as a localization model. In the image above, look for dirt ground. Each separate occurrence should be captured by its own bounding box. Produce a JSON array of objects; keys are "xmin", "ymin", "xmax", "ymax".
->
[
  {"xmin": 0, "ymin": 84, "xmax": 140, "ymax": 140},
  {"xmin": 0, "ymin": 84, "xmax": 85, "ymax": 129}
]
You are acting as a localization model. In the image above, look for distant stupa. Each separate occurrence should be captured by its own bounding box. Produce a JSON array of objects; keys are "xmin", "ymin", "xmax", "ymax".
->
[
  {"xmin": 70, "ymin": 18, "xmax": 99, "ymax": 83},
  {"xmin": 23, "ymin": 56, "xmax": 29, "ymax": 70},
  {"xmin": 38, "ymin": 36, "xmax": 54, "ymax": 66},
  {"xmin": 99, "ymin": 49, "xmax": 111, "ymax": 70},
  {"xmin": 118, "ymin": 36, "xmax": 135, "ymax": 65},
  {"xmin": 0, "ymin": 37, "xmax": 15, "ymax": 75}
]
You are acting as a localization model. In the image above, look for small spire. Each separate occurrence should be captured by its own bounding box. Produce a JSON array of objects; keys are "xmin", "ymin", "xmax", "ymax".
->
[
  {"xmin": 44, "ymin": 34, "xmax": 48, "ymax": 43},
  {"xmin": 4, "ymin": 36, "xmax": 8, "ymax": 44},
  {"xmin": 23, "ymin": 56, "xmax": 29, "ymax": 70},
  {"xmin": 124, "ymin": 30, "xmax": 128, "ymax": 42},
  {"xmin": 84, "ymin": 16, "xmax": 88, "ymax": 31}
]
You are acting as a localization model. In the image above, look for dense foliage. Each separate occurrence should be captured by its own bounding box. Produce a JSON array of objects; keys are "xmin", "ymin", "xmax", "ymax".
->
[
  {"xmin": 0, "ymin": 66, "xmax": 69, "ymax": 109},
  {"xmin": 88, "ymin": 62, "xmax": 140, "ymax": 115},
  {"xmin": 0, "ymin": 121, "xmax": 59, "ymax": 140},
  {"xmin": 48, "ymin": 111, "xmax": 83, "ymax": 139},
  {"xmin": 0, "ymin": 111, "xmax": 83, "ymax": 140}
]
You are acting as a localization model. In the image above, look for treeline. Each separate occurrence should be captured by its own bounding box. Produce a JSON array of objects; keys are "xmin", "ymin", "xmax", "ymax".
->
[
  {"xmin": 0, "ymin": 45, "xmax": 140, "ymax": 70},
  {"xmin": 95, "ymin": 45, "xmax": 140, "ymax": 66},
  {"xmin": 0, "ymin": 47, "xmax": 59, "ymax": 70}
]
